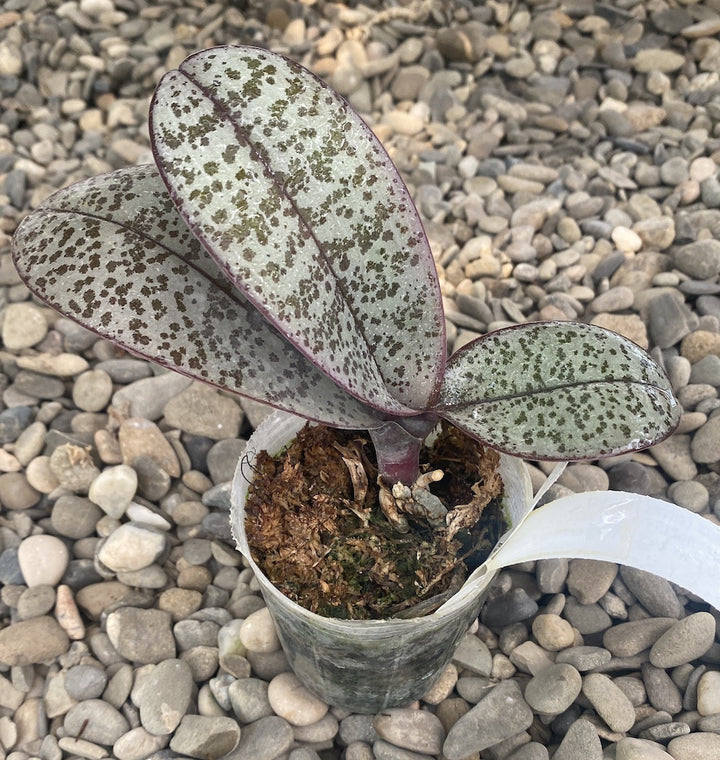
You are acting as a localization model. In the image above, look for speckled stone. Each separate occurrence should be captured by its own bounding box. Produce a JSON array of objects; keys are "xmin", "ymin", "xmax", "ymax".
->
[
  {"xmin": 650, "ymin": 612, "xmax": 716, "ymax": 668},
  {"xmin": 443, "ymin": 679, "xmax": 533, "ymax": 759}
]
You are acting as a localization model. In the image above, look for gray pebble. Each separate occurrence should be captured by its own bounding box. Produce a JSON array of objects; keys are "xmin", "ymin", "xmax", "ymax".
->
[
  {"xmin": 481, "ymin": 588, "xmax": 539, "ymax": 628},
  {"xmin": 667, "ymin": 480, "xmax": 709, "ymax": 512},
  {"xmin": 63, "ymin": 664, "xmax": 107, "ymax": 700},
  {"xmin": 604, "ymin": 618, "xmax": 676, "ymax": 657},
  {"xmin": 63, "ymin": 699, "xmax": 129, "ymax": 746},
  {"xmin": 524, "ymin": 663, "xmax": 582, "ymax": 715},
  {"xmin": 647, "ymin": 292, "xmax": 695, "ymax": 348},
  {"xmin": 373, "ymin": 709, "xmax": 445, "ymax": 756},
  {"xmin": 567, "ymin": 560, "xmax": 618, "ymax": 605},
  {"xmin": 16, "ymin": 583, "xmax": 55, "ymax": 620},
  {"xmin": 112, "ymin": 372, "xmax": 193, "ymax": 420},
  {"xmin": 505, "ymin": 744, "xmax": 549, "ymax": 760},
  {"xmin": 649, "ymin": 612, "xmax": 716, "ymax": 669},
  {"xmin": 227, "ymin": 714, "xmax": 293, "ymax": 760},
  {"xmin": 105, "ymin": 607, "xmax": 175, "ymax": 664},
  {"xmin": 642, "ymin": 664, "xmax": 683, "ymax": 718},
  {"xmin": 174, "ymin": 620, "xmax": 219, "ymax": 650},
  {"xmin": 372, "ymin": 740, "xmax": 431, "ymax": 759},
  {"xmin": 138, "ymin": 658, "xmax": 193, "ymax": 734},
  {"xmin": 228, "ymin": 677, "xmax": 273, "ymax": 724},
  {"xmin": 619, "ymin": 568, "xmax": 684, "ymax": 618},
  {"xmin": 51, "ymin": 495, "xmax": 103, "ymax": 539},
  {"xmin": 207, "ymin": 438, "xmax": 247, "ymax": 484},
  {"xmin": 0, "ymin": 406, "xmax": 35, "ymax": 444},
  {"xmin": 452, "ymin": 633, "xmax": 492, "ymax": 676},
  {"xmin": 536, "ymin": 558, "xmax": 568, "ymax": 594},
  {"xmin": 169, "ymin": 714, "xmax": 241, "ymax": 759},
  {"xmin": 556, "ymin": 646, "xmax": 613, "ymax": 671},
  {"xmin": 563, "ymin": 598, "xmax": 612, "ymax": 634},
  {"xmin": 443, "ymin": 679, "xmax": 533, "ymax": 758},
  {"xmin": 690, "ymin": 414, "xmax": 720, "ymax": 465},
  {"xmin": 673, "ymin": 239, "xmax": 720, "ymax": 280},
  {"xmin": 553, "ymin": 719, "xmax": 602, "ymax": 760},
  {"xmin": 582, "ymin": 673, "xmax": 636, "ymax": 732}
]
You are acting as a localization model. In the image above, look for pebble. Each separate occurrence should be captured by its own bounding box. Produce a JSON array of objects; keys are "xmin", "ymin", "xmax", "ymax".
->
[
  {"xmin": 88, "ymin": 464, "xmax": 137, "ymax": 517},
  {"xmin": 227, "ymin": 714, "xmax": 293, "ymax": 760},
  {"xmin": 112, "ymin": 372, "xmax": 192, "ymax": 420},
  {"xmin": 531, "ymin": 614, "xmax": 575, "ymax": 651},
  {"xmin": 17, "ymin": 534, "xmax": 69, "ymax": 586},
  {"xmin": 0, "ymin": 471, "xmax": 41, "ymax": 509},
  {"xmin": 0, "ymin": 615, "xmax": 69, "ymax": 665},
  {"xmin": 642, "ymin": 663, "xmax": 683, "ymax": 715},
  {"xmin": 619, "ymin": 567, "xmax": 684, "ymax": 618},
  {"xmin": 553, "ymin": 719, "xmax": 602, "ymax": 760},
  {"xmin": 97, "ymin": 522, "xmax": 167, "ymax": 573},
  {"xmin": 452, "ymin": 633, "xmax": 492, "ymax": 675},
  {"xmin": 443, "ymin": 680, "xmax": 533, "ymax": 759},
  {"xmin": 696, "ymin": 670, "xmax": 720, "ymax": 716},
  {"xmin": 2, "ymin": 302, "xmax": 48, "ymax": 348},
  {"xmin": 524, "ymin": 663, "xmax": 582, "ymax": 715},
  {"xmin": 163, "ymin": 382, "xmax": 243, "ymax": 440},
  {"xmin": 566, "ymin": 560, "xmax": 618, "ymax": 604},
  {"xmin": 267, "ymin": 672, "xmax": 329, "ymax": 727},
  {"xmin": 228, "ymin": 677, "xmax": 273, "ymax": 723},
  {"xmin": 169, "ymin": 714, "xmax": 241, "ymax": 759},
  {"xmin": 373, "ymin": 709, "xmax": 445, "ymax": 755},
  {"xmin": 63, "ymin": 664, "xmax": 108, "ymax": 700},
  {"xmin": 137, "ymin": 658, "xmax": 193, "ymax": 734},
  {"xmin": 105, "ymin": 607, "xmax": 176, "ymax": 664},
  {"xmin": 63, "ymin": 699, "xmax": 130, "ymax": 746},
  {"xmin": 604, "ymin": 619, "xmax": 677, "ymax": 657},
  {"xmin": 582, "ymin": 673, "xmax": 636, "ymax": 732},
  {"xmin": 17, "ymin": 584, "xmax": 55, "ymax": 619},
  {"xmin": 113, "ymin": 727, "xmax": 168, "ymax": 760},
  {"xmin": 118, "ymin": 417, "xmax": 181, "ymax": 477},
  {"xmin": 667, "ymin": 732, "xmax": 720, "ymax": 759},
  {"xmin": 649, "ymin": 613, "xmax": 716, "ymax": 668},
  {"xmin": 240, "ymin": 606, "xmax": 281, "ymax": 653}
]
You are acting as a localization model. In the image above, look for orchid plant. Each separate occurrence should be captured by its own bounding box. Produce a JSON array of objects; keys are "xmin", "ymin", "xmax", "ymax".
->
[{"xmin": 11, "ymin": 45, "xmax": 679, "ymax": 530}]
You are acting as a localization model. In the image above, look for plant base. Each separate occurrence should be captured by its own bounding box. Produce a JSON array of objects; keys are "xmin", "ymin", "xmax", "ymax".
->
[{"xmin": 244, "ymin": 422, "xmax": 506, "ymax": 620}]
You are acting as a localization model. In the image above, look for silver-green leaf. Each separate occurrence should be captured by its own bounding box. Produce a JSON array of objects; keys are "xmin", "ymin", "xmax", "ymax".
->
[
  {"xmin": 10, "ymin": 165, "xmax": 387, "ymax": 429},
  {"xmin": 437, "ymin": 321, "xmax": 680, "ymax": 460},
  {"xmin": 150, "ymin": 44, "xmax": 445, "ymax": 412}
]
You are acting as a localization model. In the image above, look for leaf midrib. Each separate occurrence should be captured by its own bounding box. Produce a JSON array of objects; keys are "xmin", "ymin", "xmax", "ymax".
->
[{"xmin": 165, "ymin": 61, "xmax": 413, "ymax": 412}]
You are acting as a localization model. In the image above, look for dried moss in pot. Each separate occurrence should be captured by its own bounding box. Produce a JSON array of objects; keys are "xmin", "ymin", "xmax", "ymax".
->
[{"xmin": 245, "ymin": 422, "xmax": 506, "ymax": 620}]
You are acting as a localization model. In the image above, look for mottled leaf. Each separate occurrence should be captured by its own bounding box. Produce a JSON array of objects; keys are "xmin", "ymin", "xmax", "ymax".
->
[
  {"xmin": 150, "ymin": 44, "xmax": 445, "ymax": 411},
  {"xmin": 10, "ymin": 165, "xmax": 389, "ymax": 428},
  {"xmin": 437, "ymin": 322, "xmax": 680, "ymax": 460}
]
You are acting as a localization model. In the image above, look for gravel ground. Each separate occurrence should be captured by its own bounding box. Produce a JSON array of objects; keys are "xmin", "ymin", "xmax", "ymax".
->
[{"xmin": 2, "ymin": 1, "xmax": 720, "ymax": 759}]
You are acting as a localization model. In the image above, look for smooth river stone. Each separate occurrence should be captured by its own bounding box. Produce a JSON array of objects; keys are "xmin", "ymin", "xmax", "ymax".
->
[
  {"xmin": 17, "ymin": 534, "xmax": 69, "ymax": 586},
  {"xmin": 267, "ymin": 672, "xmax": 328, "ymax": 727},
  {"xmin": 0, "ymin": 616, "xmax": 69, "ymax": 665},
  {"xmin": 443, "ymin": 679, "xmax": 533, "ymax": 759},
  {"xmin": 88, "ymin": 464, "xmax": 138, "ymax": 518},
  {"xmin": 649, "ymin": 612, "xmax": 716, "ymax": 668}
]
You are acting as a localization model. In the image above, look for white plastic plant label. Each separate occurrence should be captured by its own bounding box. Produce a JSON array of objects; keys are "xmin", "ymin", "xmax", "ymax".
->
[{"xmin": 484, "ymin": 489, "xmax": 720, "ymax": 611}]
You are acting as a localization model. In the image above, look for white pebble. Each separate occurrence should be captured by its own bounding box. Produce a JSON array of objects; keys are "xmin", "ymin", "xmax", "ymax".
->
[
  {"xmin": 239, "ymin": 607, "xmax": 280, "ymax": 653},
  {"xmin": 88, "ymin": 465, "xmax": 138, "ymax": 518},
  {"xmin": 267, "ymin": 672, "xmax": 328, "ymax": 726},
  {"xmin": 18, "ymin": 535, "xmax": 69, "ymax": 587},
  {"xmin": 97, "ymin": 523, "xmax": 167, "ymax": 573}
]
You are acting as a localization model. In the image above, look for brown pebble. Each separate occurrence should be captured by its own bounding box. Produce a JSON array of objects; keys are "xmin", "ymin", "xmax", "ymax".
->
[
  {"xmin": 0, "ymin": 616, "xmax": 69, "ymax": 666},
  {"xmin": 55, "ymin": 584, "xmax": 86, "ymax": 640}
]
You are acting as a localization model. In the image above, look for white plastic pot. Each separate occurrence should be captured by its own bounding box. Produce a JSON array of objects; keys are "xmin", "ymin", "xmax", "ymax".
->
[
  {"xmin": 231, "ymin": 412, "xmax": 552, "ymax": 712},
  {"xmin": 231, "ymin": 411, "xmax": 720, "ymax": 713}
]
